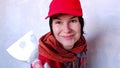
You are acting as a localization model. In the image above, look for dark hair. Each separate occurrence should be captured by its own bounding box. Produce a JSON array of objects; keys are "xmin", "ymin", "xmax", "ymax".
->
[{"xmin": 49, "ymin": 16, "xmax": 84, "ymax": 36}]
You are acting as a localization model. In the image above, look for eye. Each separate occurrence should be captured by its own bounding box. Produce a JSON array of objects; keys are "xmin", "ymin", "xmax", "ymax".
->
[
  {"xmin": 71, "ymin": 19, "xmax": 77, "ymax": 23},
  {"xmin": 54, "ymin": 21, "xmax": 62, "ymax": 24}
]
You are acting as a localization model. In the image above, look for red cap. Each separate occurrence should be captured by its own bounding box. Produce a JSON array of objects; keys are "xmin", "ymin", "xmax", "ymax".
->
[{"xmin": 45, "ymin": 0, "xmax": 83, "ymax": 19}]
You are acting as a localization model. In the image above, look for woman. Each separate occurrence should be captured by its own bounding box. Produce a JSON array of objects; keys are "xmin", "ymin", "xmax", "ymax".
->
[{"xmin": 31, "ymin": 0, "xmax": 87, "ymax": 68}]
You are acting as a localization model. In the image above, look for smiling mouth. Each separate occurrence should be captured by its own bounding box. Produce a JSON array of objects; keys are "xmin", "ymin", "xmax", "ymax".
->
[{"xmin": 62, "ymin": 35, "xmax": 74, "ymax": 40}]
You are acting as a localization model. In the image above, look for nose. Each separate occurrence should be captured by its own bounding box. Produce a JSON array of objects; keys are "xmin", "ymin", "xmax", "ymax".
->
[{"xmin": 63, "ymin": 23, "xmax": 71, "ymax": 33}]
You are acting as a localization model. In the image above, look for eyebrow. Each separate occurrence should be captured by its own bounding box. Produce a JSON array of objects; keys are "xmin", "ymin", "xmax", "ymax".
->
[
  {"xmin": 70, "ymin": 16, "xmax": 77, "ymax": 19},
  {"xmin": 52, "ymin": 16, "xmax": 77, "ymax": 20}
]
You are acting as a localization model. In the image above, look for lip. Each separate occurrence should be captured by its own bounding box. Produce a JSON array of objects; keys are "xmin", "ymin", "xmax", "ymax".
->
[{"xmin": 62, "ymin": 35, "xmax": 74, "ymax": 40}]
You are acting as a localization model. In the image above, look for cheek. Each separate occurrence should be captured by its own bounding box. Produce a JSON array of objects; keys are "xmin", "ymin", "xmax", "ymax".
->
[
  {"xmin": 74, "ymin": 23, "xmax": 81, "ymax": 36},
  {"xmin": 52, "ymin": 25, "xmax": 60, "ymax": 35},
  {"xmin": 75, "ymin": 27, "xmax": 81, "ymax": 36}
]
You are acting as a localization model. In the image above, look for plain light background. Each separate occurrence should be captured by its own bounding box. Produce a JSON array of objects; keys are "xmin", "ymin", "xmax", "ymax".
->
[{"xmin": 0, "ymin": 0, "xmax": 120, "ymax": 68}]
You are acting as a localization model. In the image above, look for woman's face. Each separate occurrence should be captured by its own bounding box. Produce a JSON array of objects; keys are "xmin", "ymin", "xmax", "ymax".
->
[{"xmin": 52, "ymin": 14, "xmax": 81, "ymax": 50}]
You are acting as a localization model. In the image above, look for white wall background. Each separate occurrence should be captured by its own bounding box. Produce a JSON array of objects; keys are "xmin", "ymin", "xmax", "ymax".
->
[{"xmin": 0, "ymin": 0, "xmax": 120, "ymax": 68}]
